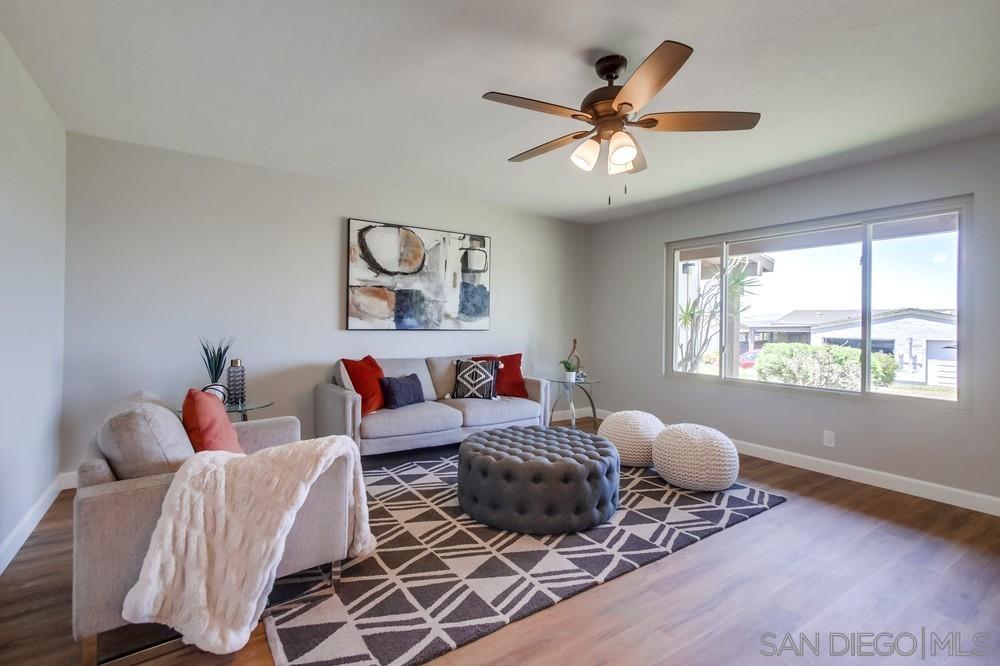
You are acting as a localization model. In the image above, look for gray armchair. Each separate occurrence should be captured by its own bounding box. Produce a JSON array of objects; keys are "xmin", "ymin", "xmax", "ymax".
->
[{"xmin": 73, "ymin": 396, "xmax": 353, "ymax": 665}]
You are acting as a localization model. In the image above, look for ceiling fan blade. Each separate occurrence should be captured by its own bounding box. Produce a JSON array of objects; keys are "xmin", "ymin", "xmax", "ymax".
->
[
  {"xmin": 484, "ymin": 92, "xmax": 592, "ymax": 122},
  {"xmin": 508, "ymin": 130, "xmax": 594, "ymax": 162},
  {"xmin": 634, "ymin": 111, "xmax": 761, "ymax": 131},
  {"xmin": 613, "ymin": 41, "xmax": 693, "ymax": 114}
]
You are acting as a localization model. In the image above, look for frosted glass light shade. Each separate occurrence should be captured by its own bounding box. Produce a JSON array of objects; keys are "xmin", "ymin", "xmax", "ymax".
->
[
  {"xmin": 608, "ymin": 159, "xmax": 632, "ymax": 175},
  {"xmin": 609, "ymin": 131, "xmax": 638, "ymax": 165},
  {"xmin": 570, "ymin": 138, "xmax": 600, "ymax": 171}
]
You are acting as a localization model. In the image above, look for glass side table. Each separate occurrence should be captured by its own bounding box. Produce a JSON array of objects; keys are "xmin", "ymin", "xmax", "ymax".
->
[
  {"xmin": 547, "ymin": 379, "xmax": 601, "ymax": 433},
  {"xmin": 227, "ymin": 401, "xmax": 274, "ymax": 422},
  {"xmin": 174, "ymin": 401, "xmax": 273, "ymax": 422}
]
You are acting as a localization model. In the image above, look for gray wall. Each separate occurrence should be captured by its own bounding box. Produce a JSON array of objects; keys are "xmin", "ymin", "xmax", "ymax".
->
[
  {"xmin": 589, "ymin": 133, "xmax": 1000, "ymax": 497},
  {"xmin": 0, "ymin": 34, "xmax": 66, "ymax": 546},
  {"xmin": 63, "ymin": 134, "xmax": 591, "ymax": 470}
]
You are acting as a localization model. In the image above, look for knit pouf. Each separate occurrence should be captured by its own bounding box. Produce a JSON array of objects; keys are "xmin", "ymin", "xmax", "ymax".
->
[
  {"xmin": 652, "ymin": 423, "xmax": 739, "ymax": 491},
  {"xmin": 597, "ymin": 410, "xmax": 665, "ymax": 467}
]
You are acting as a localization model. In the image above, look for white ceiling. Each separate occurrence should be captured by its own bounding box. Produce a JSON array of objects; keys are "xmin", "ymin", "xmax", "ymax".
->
[{"xmin": 2, "ymin": 0, "xmax": 999, "ymax": 223}]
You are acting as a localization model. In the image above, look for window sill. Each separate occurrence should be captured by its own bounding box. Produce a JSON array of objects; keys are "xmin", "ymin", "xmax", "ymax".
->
[{"xmin": 662, "ymin": 369, "xmax": 968, "ymax": 412}]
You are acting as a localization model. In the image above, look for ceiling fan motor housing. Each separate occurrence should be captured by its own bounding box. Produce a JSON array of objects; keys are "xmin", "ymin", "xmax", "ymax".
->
[
  {"xmin": 594, "ymin": 54, "xmax": 628, "ymax": 82},
  {"xmin": 581, "ymin": 85, "xmax": 626, "ymax": 139},
  {"xmin": 581, "ymin": 54, "xmax": 631, "ymax": 139}
]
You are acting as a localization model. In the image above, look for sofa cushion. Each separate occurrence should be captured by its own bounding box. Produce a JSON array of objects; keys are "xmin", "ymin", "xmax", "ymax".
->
[
  {"xmin": 360, "ymin": 401, "xmax": 463, "ymax": 439},
  {"xmin": 335, "ymin": 358, "xmax": 437, "ymax": 403},
  {"xmin": 439, "ymin": 397, "xmax": 541, "ymax": 427},
  {"xmin": 78, "ymin": 439, "xmax": 117, "ymax": 487},
  {"xmin": 98, "ymin": 390, "xmax": 194, "ymax": 479},
  {"xmin": 426, "ymin": 355, "xmax": 470, "ymax": 399},
  {"xmin": 332, "ymin": 359, "xmax": 353, "ymax": 390},
  {"xmin": 374, "ymin": 358, "xmax": 437, "ymax": 402}
]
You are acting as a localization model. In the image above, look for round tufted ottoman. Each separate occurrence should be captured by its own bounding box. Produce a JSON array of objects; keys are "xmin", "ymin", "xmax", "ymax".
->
[
  {"xmin": 652, "ymin": 423, "xmax": 739, "ymax": 491},
  {"xmin": 597, "ymin": 410, "xmax": 665, "ymax": 467},
  {"xmin": 457, "ymin": 426, "xmax": 620, "ymax": 534}
]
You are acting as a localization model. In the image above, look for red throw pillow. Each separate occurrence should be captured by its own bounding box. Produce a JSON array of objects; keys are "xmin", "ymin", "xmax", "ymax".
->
[
  {"xmin": 182, "ymin": 389, "xmax": 244, "ymax": 454},
  {"xmin": 342, "ymin": 355, "xmax": 385, "ymax": 415},
  {"xmin": 473, "ymin": 353, "xmax": 529, "ymax": 398}
]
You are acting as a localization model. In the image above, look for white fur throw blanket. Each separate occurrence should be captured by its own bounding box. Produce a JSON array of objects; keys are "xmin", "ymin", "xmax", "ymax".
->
[{"xmin": 122, "ymin": 436, "xmax": 376, "ymax": 654}]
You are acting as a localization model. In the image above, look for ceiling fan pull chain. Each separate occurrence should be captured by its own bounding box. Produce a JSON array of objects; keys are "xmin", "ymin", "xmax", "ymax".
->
[
  {"xmin": 608, "ymin": 195, "xmax": 612, "ymax": 206},
  {"xmin": 624, "ymin": 183, "xmax": 628, "ymax": 196}
]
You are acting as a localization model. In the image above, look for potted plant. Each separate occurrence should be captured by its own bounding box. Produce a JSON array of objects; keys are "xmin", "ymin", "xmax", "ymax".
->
[
  {"xmin": 559, "ymin": 359, "xmax": 578, "ymax": 383},
  {"xmin": 560, "ymin": 338, "xmax": 582, "ymax": 382},
  {"xmin": 199, "ymin": 337, "xmax": 234, "ymax": 402}
]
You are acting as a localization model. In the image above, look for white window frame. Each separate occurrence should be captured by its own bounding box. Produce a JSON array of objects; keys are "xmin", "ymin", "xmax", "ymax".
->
[{"xmin": 663, "ymin": 195, "xmax": 972, "ymax": 409}]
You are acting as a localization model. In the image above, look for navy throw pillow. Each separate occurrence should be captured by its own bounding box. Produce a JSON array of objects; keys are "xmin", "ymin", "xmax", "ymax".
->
[{"xmin": 379, "ymin": 374, "xmax": 425, "ymax": 409}]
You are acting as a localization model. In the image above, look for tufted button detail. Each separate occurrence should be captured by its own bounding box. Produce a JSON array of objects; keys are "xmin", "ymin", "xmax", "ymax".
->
[{"xmin": 457, "ymin": 425, "xmax": 619, "ymax": 534}]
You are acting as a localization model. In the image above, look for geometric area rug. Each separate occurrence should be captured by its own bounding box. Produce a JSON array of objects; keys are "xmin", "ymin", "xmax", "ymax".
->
[{"xmin": 264, "ymin": 448, "xmax": 786, "ymax": 666}]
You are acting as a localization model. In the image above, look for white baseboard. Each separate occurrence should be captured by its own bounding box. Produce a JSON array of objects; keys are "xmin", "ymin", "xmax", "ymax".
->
[
  {"xmin": 0, "ymin": 471, "xmax": 77, "ymax": 575},
  {"xmin": 59, "ymin": 471, "xmax": 78, "ymax": 491},
  {"xmin": 734, "ymin": 439, "xmax": 1000, "ymax": 517},
  {"xmin": 551, "ymin": 408, "xmax": 612, "ymax": 423}
]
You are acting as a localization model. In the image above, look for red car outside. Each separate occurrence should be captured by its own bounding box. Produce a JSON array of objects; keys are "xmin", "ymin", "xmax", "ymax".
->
[{"xmin": 739, "ymin": 350, "xmax": 759, "ymax": 369}]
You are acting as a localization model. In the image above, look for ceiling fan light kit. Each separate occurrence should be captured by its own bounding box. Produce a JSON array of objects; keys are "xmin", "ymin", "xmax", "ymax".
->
[
  {"xmin": 608, "ymin": 130, "xmax": 638, "ymax": 165},
  {"xmin": 607, "ymin": 159, "xmax": 631, "ymax": 176},
  {"xmin": 483, "ymin": 40, "xmax": 761, "ymax": 175},
  {"xmin": 570, "ymin": 137, "xmax": 601, "ymax": 171}
]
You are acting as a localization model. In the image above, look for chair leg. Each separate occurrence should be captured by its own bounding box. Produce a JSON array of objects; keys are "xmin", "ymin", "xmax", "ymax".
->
[{"xmin": 81, "ymin": 634, "xmax": 97, "ymax": 666}]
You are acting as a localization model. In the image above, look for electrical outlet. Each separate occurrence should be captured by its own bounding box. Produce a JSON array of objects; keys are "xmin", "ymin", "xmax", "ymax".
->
[{"xmin": 823, "ymin": 430, "xmax": 836, "ymax": 448}]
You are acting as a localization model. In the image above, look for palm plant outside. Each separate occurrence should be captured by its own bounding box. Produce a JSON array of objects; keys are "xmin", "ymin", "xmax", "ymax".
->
[{"xmin": 676, "ymin": 258, "xmax": 759, "ymax": 373}]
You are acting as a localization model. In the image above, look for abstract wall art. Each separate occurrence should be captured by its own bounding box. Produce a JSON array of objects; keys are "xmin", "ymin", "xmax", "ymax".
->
[{"xmin": 347, "ymin": 219, "xmax": 491, "ymax": 330}]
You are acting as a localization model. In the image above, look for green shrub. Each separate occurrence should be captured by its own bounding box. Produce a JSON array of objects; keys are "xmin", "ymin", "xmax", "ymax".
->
[
  {"xmin": 755, "ymin": 343, "xmax": 897, "ymax": 390},
  {"xmin": 870, "ymin": 351, "xmax": 898, "ymax": 387}
]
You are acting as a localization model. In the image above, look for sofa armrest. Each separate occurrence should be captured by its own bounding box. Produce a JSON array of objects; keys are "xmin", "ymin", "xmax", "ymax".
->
[
  {"xmin": 524, "ymin": 377, "xmax": 550, "ymax": 427},
  {"xmin": 315, "ymin": 382, "xmax": 361, "ymax": 441},
  {"xmin": 233, "ymin": 415, "xmax": 301, "ymax": 454},
  {"xmin": 277, "ymin": 455, "xmax": 353, "ymax": 576},
  {"xmin": 73, "ymin": 473, "xmax": 174, "ymax": 638}
]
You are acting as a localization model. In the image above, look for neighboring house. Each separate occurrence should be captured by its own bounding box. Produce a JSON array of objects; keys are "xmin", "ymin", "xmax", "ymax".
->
[{"xmin": 741, "ymin": 309, "xmax": 957, "ymax": 387}]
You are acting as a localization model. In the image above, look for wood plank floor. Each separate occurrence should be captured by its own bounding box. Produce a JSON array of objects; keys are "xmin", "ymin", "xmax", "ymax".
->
[{"xmin": 2, "ymin": 418, "xmax": 999, "ymax": 665}]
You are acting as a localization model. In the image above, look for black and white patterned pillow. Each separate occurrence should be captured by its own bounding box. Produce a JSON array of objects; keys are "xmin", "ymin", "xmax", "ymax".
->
[{"xmin": 452, "ymin": 359, "xmax": 499, "ymax": 399}]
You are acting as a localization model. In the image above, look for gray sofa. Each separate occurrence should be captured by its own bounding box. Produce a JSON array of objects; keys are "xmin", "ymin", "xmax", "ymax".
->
[
  {"xmin": 315, "ymin": 356, "xmax": 550, "ymax": 456},
  {"xmin": 74, "ymin": 391, "xmax": 353, "ymax": 664}
]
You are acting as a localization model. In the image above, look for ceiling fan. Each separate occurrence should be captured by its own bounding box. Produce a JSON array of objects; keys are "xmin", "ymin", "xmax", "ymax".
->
[{"xmin": 483, "ymin": 41, "xmax": 760, "ymax": 175}]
